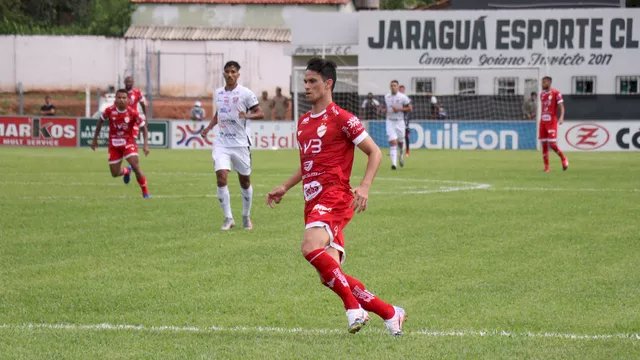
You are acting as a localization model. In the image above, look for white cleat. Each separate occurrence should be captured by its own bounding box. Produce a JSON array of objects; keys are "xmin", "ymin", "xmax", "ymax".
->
[
  {"xmin": 242, "ymin": 216, "xmax": 253, "ymax": 230},
  {"xmin": 346, "ymin": 308, "xmax": 369, "ymax": 334},
  {"xmin": 384, "ymin": 306, "xmax": 406, "ymax": 336},
  {"xmin": 220, "ymin": 217, "xmax": 235, "ymax": 231}
]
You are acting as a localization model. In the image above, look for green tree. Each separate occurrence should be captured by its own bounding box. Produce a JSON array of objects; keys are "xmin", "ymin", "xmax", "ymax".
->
[
  {"xmin": 380, "ymin": 0, "xmax": 434, "ymax": 9},
  {"xmin": 0, "ymin": 0, "xmax": 135, "ymax": 36}
]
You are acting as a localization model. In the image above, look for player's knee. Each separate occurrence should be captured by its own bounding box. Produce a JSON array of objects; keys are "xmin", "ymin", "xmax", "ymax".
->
[{"xmin": 110, "ymin": 171, "xmax": 119, "ymax": 178}]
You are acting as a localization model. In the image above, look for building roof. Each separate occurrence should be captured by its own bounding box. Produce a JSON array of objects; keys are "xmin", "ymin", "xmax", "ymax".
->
[
  {"xmin": 131, "ymin": 0, "xmax": 349, "ymax": 4},
  {"xmin": 125, "ymin": 25, "xmax": 291, "ymax": 42}
]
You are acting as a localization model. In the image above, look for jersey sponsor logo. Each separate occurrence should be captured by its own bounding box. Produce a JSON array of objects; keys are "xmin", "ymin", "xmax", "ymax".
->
[
  {"xmin": 111, "ymin": 138, "xmax": 126, "ymax": 146},
  {"xmin": 317, "ymin": 124, "xmax": 327, "ymax": 138},
  {"xmin": 302, "ymin": 139, "xmax": 322, "ymax": 154},
  {"xmin": 303, "ymin": 160, "xmax": 313, "ymax": 171},
  {"xmin": 303, "ymin": 180, "xmax": 323, "ymax": 201},
  {"xmin": 565, "ymin": 123, "xmax": 610, "ymax": 150},
  {"xmin": 124, "ymin": 116, "xmax": 130, "ymax": 123},
  {"xmin": 312, "ymin": 204, "xmax": 332, "ymax": 215},
  {"xmin": 302, "ymin": 171, "xmax": 325, "ymax": 180},
  {"xmin": 347, "ymin": 117, "xmax": 360, "ymax": 129}
]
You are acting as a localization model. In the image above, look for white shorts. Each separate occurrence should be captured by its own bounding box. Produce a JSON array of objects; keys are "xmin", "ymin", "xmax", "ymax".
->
[
  {"xmin": 386, "ymin": 119, "xmax": 405, "ymax": 142},
  {"xmin": 212, "ymin": 146, "xmax": 252, "ymax": 175}
]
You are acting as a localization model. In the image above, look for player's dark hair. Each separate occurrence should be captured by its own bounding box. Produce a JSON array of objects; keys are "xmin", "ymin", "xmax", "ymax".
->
[
  {"xmin": 306, "ymin": 57, "xmax": 337, "ymax": 92},
  {"xmin": 224, "ymin": 61, "xmax": 241, "ymax": 70},
  {"xmin": 542, "ymin": 76, "xmax": 552, "ymax": 82},
  {"xmin": 116, "ymin": 88, "xmax": 128, "ymax": 96},
  {"xmin": 390, "ymin": 80, "xmax": 399, "ymax": 85},
  {"xmin": 531, "ymin": 91, "xmax": 537, "ymax": 96}
]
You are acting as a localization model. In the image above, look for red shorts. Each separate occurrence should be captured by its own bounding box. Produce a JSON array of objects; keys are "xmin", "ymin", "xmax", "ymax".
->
[
  {"xmin": 304, "ymin": 189, "xmax": 354, "ymax": 263},
  {"xmin": 108, "ymin": 142, "xmax": 138, "ymax": 164},
  {"xmin": 539, "ymin": 121, "xmax": 558, "ymax": 141}
]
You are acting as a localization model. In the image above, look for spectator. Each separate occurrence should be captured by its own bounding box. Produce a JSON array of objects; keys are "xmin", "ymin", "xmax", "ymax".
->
[
  {"xmin": 360, "ymin": 92, "xmax": 381, "ymax": 120},
  {"xmin": 40, "ymin": 95, "xmax": 56, "ymax": 116},
  {"xmin": 190, "ymin": 100, "xmax": 206, "ymax": 121},
  {"xmin": 523, "ymin": 91, "xmax": 537, "ymax": 120},
  {"xmin": 399, "ymin": 85, "xmax": 406, "ymax": 94},
  {"xmin": 429, "ymin": 93, "xmax": 440, "ymax": 119},
  {"xmin": 272, "ymin": 86, "xmax": 289, "ymax": 120},
  {"xmin": 259, "ymin": 91, "xmax": 273, "ymax": 119}
]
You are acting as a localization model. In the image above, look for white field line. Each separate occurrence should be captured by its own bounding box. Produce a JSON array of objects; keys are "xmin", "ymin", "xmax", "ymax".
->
[
  {"xmin": 492, "ymin": 187, "xmax": 640, "ymax": 193},
  {"xmin": 0, "ymin": 323, "xmax": 639, "ymax": 342}
]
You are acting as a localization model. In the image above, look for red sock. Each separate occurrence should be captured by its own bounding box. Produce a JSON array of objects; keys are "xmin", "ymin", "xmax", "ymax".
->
[
  {"xmin": 120, "ymin": 167, "xmax": 130, "ymax": 177},
  {"xmin": 344, "ymin": 274, "xmax": 395, "ymax": 320},
  {"xmin": 548, "ymin": 142, "xmax": 566, "ymax": 161},
  {"xmin": 542, "ymin": 142, "xmax": 549, "ymax": 168},
  {"xmin": 137, "ymin": 175, "xmax": 149, "ymax": 195},
  {"xmin": 305, "ymin": 249, "xmax": 360, "ymax": 310}
]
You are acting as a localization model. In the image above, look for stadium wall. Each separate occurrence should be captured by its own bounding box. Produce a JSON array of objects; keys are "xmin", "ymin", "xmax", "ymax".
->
[
  {"xmin": 2, "ymin": 116, "xmax": 638, "ymax": 151},
  {"xmin": 0, "ymin": 36, "xmax": 291, "ymax": 95}
]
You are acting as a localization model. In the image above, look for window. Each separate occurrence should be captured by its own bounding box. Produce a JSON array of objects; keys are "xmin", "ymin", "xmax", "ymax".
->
[
  {"xmin": 617, "ymin": 76, "xmax": 640, "ymax": 95},
  {"xmin": 455, "ymin": 77, "xmax": 478, "ymax": 95},
  {"xmin": 412, "ymin": 77, "xmax": 435, "ymax": 94},
  {"xmin": 524, "ymin": 78, "xmax": 538, "ymax": 96},
  {"xmin": 573, "ymin": 76, "xmax": 596, "ymax": 95},
  {"xmin": 495, "ymin": 77, "xmax": 518, "ymax": 95}
]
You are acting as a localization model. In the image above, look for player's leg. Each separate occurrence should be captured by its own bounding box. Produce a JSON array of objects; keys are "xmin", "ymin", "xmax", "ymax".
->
[
  {"xmin": 214, "ymin": 147, "xmax": 234, "ymax": 230},
  {"xmin": 301, "ymin": 226, "xmax": 367, "ymax": 333},
  {"xmin": 386, "ymin": 121, "xmax": 399, "ymax": 170},
  {"xmin": 397, "ymin": 122, "xmax": 405, "ymax": 167},
  {"xmin": 539, "ymin": 123, "xmax": 550, "ymax": 172},
  {"xmin": 232, "ymin": 147, "xmax": 253, "ymax": 230},
  {"xmin": 108, "ymin": 147, "xmax": 131, "ymax": 181},
  {"xmin": 547, "ymin": 127, "xmax": 569, "ymax": 170},
  {"xmin": 343, "ymin": 273, "xmax": 406, "ymax": 336},
  {"xmin": 125, "ymin": 154, "xmax": 150, "ymax": 198}
]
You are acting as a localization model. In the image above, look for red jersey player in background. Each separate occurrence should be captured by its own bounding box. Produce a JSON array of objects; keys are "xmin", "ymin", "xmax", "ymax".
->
[
  {"xmin": 91, "ymin": 89, "xmax": 151, "ymax": 198},
  {"xmin": 267, "ymin": 58, "xmax": 406, "ymax": 336},
  {"xmin": 539, "ymin": 76, "xmax": 569, "ymax": 172},
  {"xmin": 124, "ymin": 76, "xmax": 148, "ymax": 140}
]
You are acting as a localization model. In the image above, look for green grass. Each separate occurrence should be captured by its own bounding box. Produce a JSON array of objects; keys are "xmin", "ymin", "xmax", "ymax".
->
[{"xmin": 0, "ymin": 147, "xmax": 639, "ymax": 359}]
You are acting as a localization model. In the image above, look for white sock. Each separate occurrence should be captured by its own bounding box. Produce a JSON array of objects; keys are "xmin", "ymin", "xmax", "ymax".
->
[
  {"xmin": 240, "ymin": 185, "xmax": 253, "ymax": 217},
  {"xmin": 217, "ymin": 186, "xmax": 232, "ymax": 218},
  {"xmin": 390, "ymin": 146, "xmax": 398, "ymax": 166},
  {"xmin": 398, "ymin": 143, "xmax": 404, "ymax": 158}
]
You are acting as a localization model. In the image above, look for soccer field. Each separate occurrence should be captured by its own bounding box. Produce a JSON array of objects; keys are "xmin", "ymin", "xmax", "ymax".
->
[{"xmin": 1, "ymin": 147, "xmax": 639, "ymax": 359}]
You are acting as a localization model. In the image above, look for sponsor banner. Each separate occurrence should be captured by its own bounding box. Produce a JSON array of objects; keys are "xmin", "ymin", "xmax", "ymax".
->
[
  {"xmin": 170, "ymin": 120, "xmax": 215, "ymax": 149},
  {"xmin": 368, "ymin": 120, "xmax": 536, "ymax": 150},
  {"xmin": 0, "ymin": 116, "xmax": 77, "ymax": 147},
  {"xmin": 250, "ymin": 122, "xmax": 297, "ymax": 150},
  {"xmin": 170, "ymin": 121, "xmax": 297, "ymax": 150},
  {"xmin": 360, "ymin": 9, "xmax": 640, "ymax": 69},
  {"xmin": 79, "ymin": 118, "xmax": 168, "ymax": 148},
  {"xmin": 557, "ymin": 121, "xmax": 640, "ymax": 151}
]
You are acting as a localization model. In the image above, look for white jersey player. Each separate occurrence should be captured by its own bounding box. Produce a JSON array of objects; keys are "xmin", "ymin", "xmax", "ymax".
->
[
  {"xmin": 201, "ymin": 61, "xmax": 264, "ymax": 231},
  {"xmin": 384, "ymin": 80, "xmax": 412, "ymax": 170}
]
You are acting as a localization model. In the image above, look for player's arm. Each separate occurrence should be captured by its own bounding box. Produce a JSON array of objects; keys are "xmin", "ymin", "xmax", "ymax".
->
[
  {"xmin": 242, "ymin": 104, "xmax": 264, "ymax": 120},
  {"xmin": 352, "ymin": 136, "xmax": 382, "ymax": 213},
  {"xmin": 91, "ymin": 117, "xmax": 104, "ymax": 151},
  {"xmin": 266, "ymin": 167, "xmax": 302, "ymax": 208},
  {"xmin": 402, "ymin": 99, "xmax": 413, "ymax": 113},
  {"xmin": 201, "ymin": 112, "xmax": 218, "ymax": 137},
  {"xmin": 558, "ymin": 102, "xmax": 565, "ymax": 125}
]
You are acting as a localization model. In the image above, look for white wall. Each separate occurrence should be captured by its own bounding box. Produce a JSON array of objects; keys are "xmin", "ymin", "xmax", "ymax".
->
[
  {"xmin": 0, "ymin": 35, "xmax": 291, "ymax": 96},
  {"xmin": 0, "ymin": 35, "xmax": 124, "ymax": 92}
]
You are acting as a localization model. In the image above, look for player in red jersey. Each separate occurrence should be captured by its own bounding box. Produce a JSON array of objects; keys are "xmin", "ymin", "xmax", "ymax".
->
[
  {"xmin": 124, "ymin": 76, "xmax": 148, "ymax": 140},
  {"xmin": 539, "ymin": 76, "xmax": 569, "ymax": 172},
  {"xmin": 91, "ymin": 89, "xmax": 151, "ymax": 198},
  {"xmin": 266, "ymin": 58, "xmax": 406, "ymax": 336}
]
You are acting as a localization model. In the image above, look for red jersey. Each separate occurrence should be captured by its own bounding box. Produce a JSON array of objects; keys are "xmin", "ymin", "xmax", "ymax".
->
[
  {"xmin": 101, "ymin": 105, "xmax": 145, "ymax": 147},
  {"xmin": 297, "ymin": 102, "xmax": 368, "ymax": 203},
  {"xmin": 540, "ymin": 88, "xmax": 563, "ymax": 123},
  {"xmin": 127, "ymin": 88, "xmax": 146, "ymax": 110}
]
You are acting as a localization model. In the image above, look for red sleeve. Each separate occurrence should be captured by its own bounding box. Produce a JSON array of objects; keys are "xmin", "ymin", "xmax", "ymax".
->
[
  {"xmin": 556, "ymin": 90, "xmax": 564, "ymax": 104},
  {"xmin": 100, "ymin": 108, "xmax": 109, "ymax": 121},
  {"xmin": 339, "ymin": 111, "xmax": 367, "ymax": 144}
]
